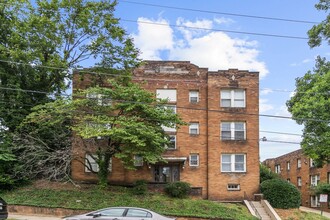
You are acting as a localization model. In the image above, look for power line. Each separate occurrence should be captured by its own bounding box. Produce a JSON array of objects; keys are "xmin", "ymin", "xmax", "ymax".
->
[
  {"xmin": 118, "ymin": 0, "xmax": 319, "ymax": 24},
  {"xmin": 121, "ymin": 19, "xmax": 309, "ymax": 40},
  {"xmin": 0, "ymin": 86, "xmax": 329, "ymax": 123},
  {"xmin": 260, "ymin": 130, "xmax": 302, "ymax": 136}
]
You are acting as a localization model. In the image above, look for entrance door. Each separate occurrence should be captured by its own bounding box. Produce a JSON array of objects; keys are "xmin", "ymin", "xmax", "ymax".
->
[{"xmin": 154, "ymin": 165, "xmax": 179, "ymax": 182}]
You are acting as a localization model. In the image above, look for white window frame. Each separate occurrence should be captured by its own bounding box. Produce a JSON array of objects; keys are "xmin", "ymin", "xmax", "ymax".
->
[
  {"xmin": 189, "ymin": 123, "xmax": 199, "ymax": 135},
  {"xmin": 165, "ymin": 135, "xmax": 176, "ymax": 150},
  {"xmin": 85, "ymin": 154, "xmax": 112, "ymax": 173},
  {"xmin": 221, "ymin": 154, "xmax": 246, "ymax": 173},
  {"xmin": 227, "ymin": 184, "xmax": 240, "ymax": 191},
  {"xmin": 189, "ymin": 91, "xmax": 199, "ymax": 103},
  {"xmin": 287, "ymin": 161, "xmax": 290, "ymax": 171},
  {"xmin": 220, "ymin": 122, "xmax": 246, "ymax": 140},
  {"xmin": 86, "ymin": 93, "xmax": 111, "ymax": 106},
  {"xmin": 297, "ymin": 177, "xmax": 302, "ymax": 187},
  {"xmin": 156, "ymin": 89, "xmax": 177, "ymax": 102},
  {"xmin": 311, "ymin": 195, "xmax": 320, "ymax": 207},
  {"xmin": 275, "ymin": 164, "xmax": 281, "ymax": 174},
  {"xmin": 311, "ymin": 174, "xmax": 320, "ymax": 187},
  {"xmin": 297, "ymin": 158, "xmax": 301, "ymax": 168},
  {"xmin": 134, "ymin": 155, "xmax": 143, "ymax": 167},
  {"xmin": 189, "ymin": 154, "xmax": 199, "ymax": 167},
  {"xmin": 220, "ymin": 89, "xmax": 246, "ymax": 108}
]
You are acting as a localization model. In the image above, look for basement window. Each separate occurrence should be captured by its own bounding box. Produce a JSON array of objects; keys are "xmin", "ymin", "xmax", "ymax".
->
[{"xmin": 227, "ymin": 184, "xmax": 240, "ymax": 191}]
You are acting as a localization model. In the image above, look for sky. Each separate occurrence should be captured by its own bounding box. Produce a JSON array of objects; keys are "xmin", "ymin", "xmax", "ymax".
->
[{"xmin": 111, "ymin": 0, "xmax": 330, "ymax": 161}]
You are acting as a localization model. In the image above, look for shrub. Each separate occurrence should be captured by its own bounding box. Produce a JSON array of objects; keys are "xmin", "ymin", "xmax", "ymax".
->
[
  {"xmin": 261, "ymin": 179, "xmax": 301, "ymax": 208},
  {"xmin": 165, "ymin": 181, "xmax": 191, "ymax": 198},
  {"xmin": 132, "ymin": 179, "xmax": 148, "ymax": 195},
  {"xmin": 260, "ymin": 164, "xmax": 279, "ymax": 183}
]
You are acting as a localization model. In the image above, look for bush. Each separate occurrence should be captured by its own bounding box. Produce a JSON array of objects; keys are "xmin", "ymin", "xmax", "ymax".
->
[
  {"xmin": 165, "ymin": 181, "xmax": 191, "ymax": 198},
  {"xmin": 260, "ymin": 164, "xmax": 279, "ymax": 183},
  {"xmin": 261, "ymin": 179, "xmax": 301, "ymax": 208},
  {"xmin": 132, "ymin": 179, "xmax": 148, "ymax": 195}
]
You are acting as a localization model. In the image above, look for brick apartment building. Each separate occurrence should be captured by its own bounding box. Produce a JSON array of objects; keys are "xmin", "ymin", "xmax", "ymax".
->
[
  {"xmin": 71, "ymin": 60, "xmax": 260, "ymax": 201},
  {"xmin": 264, "ymin": 149, "xmax": 330, "ymax": 210}
]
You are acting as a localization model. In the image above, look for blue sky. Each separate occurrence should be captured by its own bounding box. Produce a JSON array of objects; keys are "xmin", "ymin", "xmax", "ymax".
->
[{"xmin": 113, "ymin": 0, "xmax": 330, "ymax": 161}]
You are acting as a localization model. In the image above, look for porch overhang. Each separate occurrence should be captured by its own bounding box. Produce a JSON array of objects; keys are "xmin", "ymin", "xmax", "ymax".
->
[{"xmin": 162, "ymin": 156, "xmax": 187, "ymax": 163}]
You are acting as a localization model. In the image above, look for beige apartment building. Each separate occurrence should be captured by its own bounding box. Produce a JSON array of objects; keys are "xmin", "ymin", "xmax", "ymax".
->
[{"xmin": 71, "ymin": 60, "xmax": 260, "ymax": 201}]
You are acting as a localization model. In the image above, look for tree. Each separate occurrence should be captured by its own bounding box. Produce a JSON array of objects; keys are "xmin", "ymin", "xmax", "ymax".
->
[
  {"xmin": 287, "ymin": 0, "xmax": 330, "ymax": 166},
  {"xmin": 260, "ymin": 163, "xmax": 279, "ymax": 183},
  {"xmin": 26, "ymin": 76, "xmax": 184, "ymax": 187},
  {"xmin": 0, "ymin": 0, "xmax": 139, "ymax": 185}
]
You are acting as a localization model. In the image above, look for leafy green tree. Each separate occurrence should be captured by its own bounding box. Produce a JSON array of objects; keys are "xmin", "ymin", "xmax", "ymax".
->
[
  {"xmin": 260, "ymin": 163, "xmax": 279, "ymax": 183},
  {"xmin": 26, "ymin": 76, "xmax": 184, "ymax": 187},
  {"xmin": 313, "ymin": 182, "xmax": 330, "ymax": 195},
  {"xmin": 287, "ymin": 0, "xmax": 330, "ymax": 166},
  {"xmin": 0, "ymin": 0, "xmax": 139, "ymax": 186}
]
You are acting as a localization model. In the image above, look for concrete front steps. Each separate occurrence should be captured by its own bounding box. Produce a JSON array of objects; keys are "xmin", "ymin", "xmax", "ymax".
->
[{"xmin": 244, "ymin": 199, "xmax": 281, "ymax": 220}]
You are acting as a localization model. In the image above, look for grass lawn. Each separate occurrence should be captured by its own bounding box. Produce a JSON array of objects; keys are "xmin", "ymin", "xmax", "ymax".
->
[{"xmin": 1, "ymin": 181, "xmax": 257, "ymax": 220}]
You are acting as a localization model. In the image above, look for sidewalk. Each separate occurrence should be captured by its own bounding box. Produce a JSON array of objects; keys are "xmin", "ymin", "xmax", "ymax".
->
[
  {"xmin": 8, "ymin": 213, "xmax": 62, "ymax": 220},
  {"xmin": 300, "ymin": 206, "xmax": 330, "ymax": 218}
]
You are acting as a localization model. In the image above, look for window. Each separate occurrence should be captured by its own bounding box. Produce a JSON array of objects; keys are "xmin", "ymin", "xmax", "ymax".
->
[
  {"xmin": 166, "ymin": 135, "xmax": 176, "ymax": 150},
  {"xmin": 189, "ymin": 91, "xmax": 199, "ymax": 103},
  {"xmin": 85, "ymin": 154, "xmax": 112, "ymax": 173},
  {"xmin": 227, "ymin": 184, "xmax": 240, "ymax": 191},
  {"xmin": 189, "ymin": 123, "xmax": 199, "ymax": 135},
  {"xmin": 287, "ymin": 178, "xmax": 291, "ymax": 183},
  {"xmin": 86, "ymin": 93, "xmax": 111, "ymax": 106},
  {"xmin": 221, "ymin": 122, "xmax": 246, "ymax": 140},
  {"xmin": 97, "ymin": 208, "xmax": 126, "ymax": 217},
  {"xmin": 134, "ymin": 155, "xmax": 143, "ymax": 166},
  {"xmin": 297, "ymin": 177, "xmax": 302, "ymax": 187},
  {"xmin": 328, "ymin": 172, "xmax": 330, "ymax": 184},
  {"xmin": 156, "ymin": 89, "xmax": 177, "ymax": 102},
  {"xmin": 287, "ymin": 161, "xmax": 290, "ymax": 171},
  {"xmin": 220, "ymin": 89, "xmax": 245, "ymax": 107},
  {"xmin": 311, "ymin": 174, "xmax": 320, "ymax": 187},
  {"xmin": 275, "ymin": 164, "xmax": 281, "ymax": 174},
  {"xmin": 221, "ymin": 154, "xmax": 246, "ymax": 172},
  {"xmin": 154, "ymin": 165, "xmax": 179, "ymax": 182},
  {"xmin": 297, "ymin": 158, "xmax": 301, "ymax": 168},
  {"xmin": 126, "ymin": 209, "xmax": 152, "ymax": 218},
  {"xmin": 164, "ymin": 105, "xmax": 176, "ymax": 114},
  {"xmin": 189, "ymin": 154, "xmax": 199, "ymax": 166},
  {"xmin": 311, "ymin": 195, "xmax": 320, "ymax": 207},
  {"xmin": 310, "ymin": 158, "xmax": 316, "ymax": 167}
]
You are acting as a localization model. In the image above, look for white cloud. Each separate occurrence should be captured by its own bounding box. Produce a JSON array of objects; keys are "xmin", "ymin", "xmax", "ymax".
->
[
  {"xmin": 214, "ymin": 17, "xmax": 234, "ymax": 25},
  {"xmin": 132, "ymin": 17, "xmax": 269, "ymax": 78},
  {"xmin": 290, "ymin": 58, "xmax": 313, "ymax": 67},
  {"xmin": 132, "ymin": 17, "xmax": 173, "ymax": 60},
  {"xmin": 260, "ymin": 88, "xmax": 273, "ymax": 95},
  {"xmin": 260, "ymin": 99, "xmax": 274, "ymax": 113}
]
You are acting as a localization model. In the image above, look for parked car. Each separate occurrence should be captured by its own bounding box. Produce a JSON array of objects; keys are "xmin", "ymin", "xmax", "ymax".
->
[
  {"xmin": 63, "ymin": 207, "xmax": 175, "ymax": 220},
  {"xmin": 0, "ymin": 197, "xmax": 8, "ymax": 220}
]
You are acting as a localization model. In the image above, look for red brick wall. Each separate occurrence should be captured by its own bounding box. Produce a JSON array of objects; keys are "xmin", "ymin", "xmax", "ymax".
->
[{"xmin": 71, "ymin": 61, "xmax": 260, "ymax": 200}]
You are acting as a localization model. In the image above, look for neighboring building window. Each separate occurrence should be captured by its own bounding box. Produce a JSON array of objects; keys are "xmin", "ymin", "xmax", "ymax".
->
[
  {"xmin": 166, "ymin": 135, "xmax": 176, "ymax": 150},
  {"xmin": 220, "ymin": 122, "xmax": 246, "ymax": 140},
  {"xmin": 311, "ymin": 195, "xmax": 320, "ymax": 207},
  {"xmin": 220, "ymin": 89, "xmax": 245, "ymax": 107},
  {"xmin": 311, "ymin": 174, "xmax": 320, "ymax": 187},
  {"xmin": 287, "ymin": 178, "xmax": 291, "ymax": 182},
  {"xmin": 189, "ymin": 91, "xmax": 199, "ymax": 103},
  {"xmin": 221, "ymin": 154, "xmax": 246, "ymax": 172},
  {"xmin": 328, "ymin": 172, "xmax": 330, "ymax": 184},
  {"xmin": 134, "ymin": 155, "xmax": 143, "ymax": 167},
  {"xmin": 287, "ymin": 161, "xmax": 290, "ymax": 171},
  {"xmin": 189, "ymin": 123, "xmax": 199, "ymax": 135},
  {"xmin": 275, "ymin": 164, "xmax": 281, "ymax": 174},
  {"xmin": 227, "ymin": 184, "xmax": 240, "ymax": 191},
  {"xmin": 297, "ymin": 177, "xmax": 302, "ymax": 187},
  {"xmin": 189, "ymin": 154, "xmax": 199, "ymax": 167},
  {"xmin": 310, "ymin": 158, "xmax": 316, "ymax": 167},
  {"xmin": 297, "ymin": 158, "xmax": 301, "ymax": 168},
  {"xmin": 156, "ymin": 89, "xmax": 177, "ymax": 102}
]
